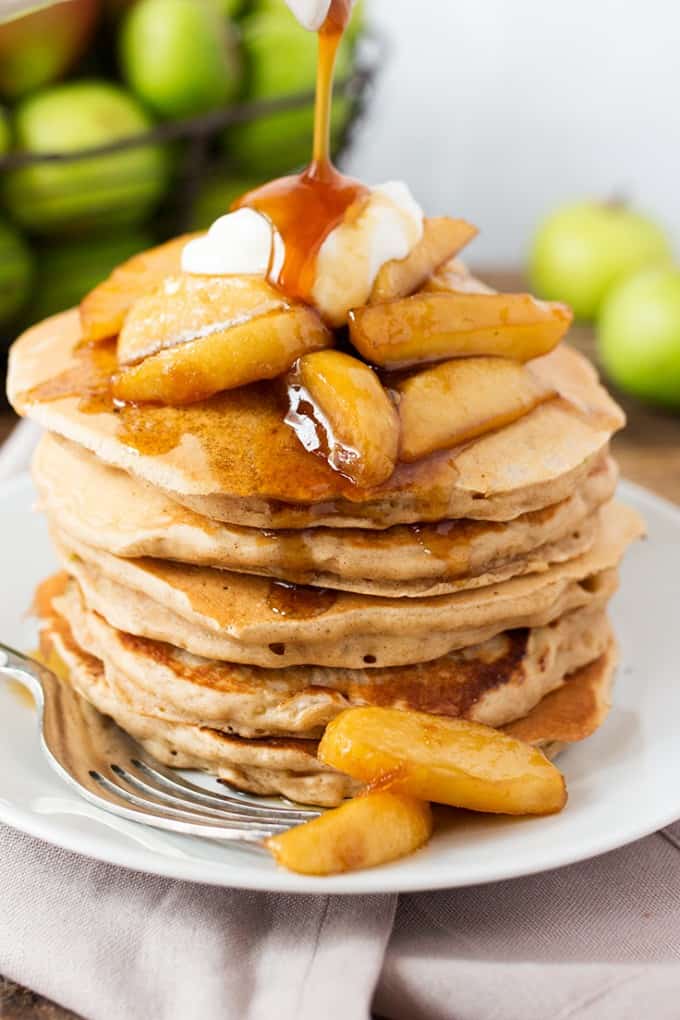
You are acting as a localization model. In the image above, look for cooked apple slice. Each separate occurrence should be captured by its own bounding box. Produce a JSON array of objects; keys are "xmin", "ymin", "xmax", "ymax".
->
[
  {"xmin": 80, "ymin": 233, "xmax": 200, "ymax": 342},
  {"xmin": 423, "ymin": 257, "xmax": 495, "ymax": 294},
  {"xmin": 318, "ymin": 707, "xmax": 567, "ymax": 815},
  {"xmin": 113, "ymin": 304, "xmax": 332, "ymax": 405},
  {"xmin": 266, "ymin": 790, "xmax": 432, "ymax": 875},
  {"xmin": 285, "ymin": 349, "xmax": 399, "ymax": 487},
  {"xmin": 117, "ymin": 274, "xmax": 290, "ymax": 366},
  {"xmin": 396, "ymin": 356, "xmax": 556, "ymax": 461},
  {"xmin": 349, "ymin": 291, "xmax": 573, "ymax": 368},
  {"xmin": 368, "ymin": 217, "xmax": 478, "ymax": 304}
]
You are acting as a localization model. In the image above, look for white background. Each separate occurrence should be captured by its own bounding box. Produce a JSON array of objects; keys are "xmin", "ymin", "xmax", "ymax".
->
[{"xmin": 347, "ymin": 0, "xmax": 680, "ymax": 266}]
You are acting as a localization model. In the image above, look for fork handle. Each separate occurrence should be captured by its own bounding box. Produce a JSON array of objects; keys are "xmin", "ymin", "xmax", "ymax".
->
[{"xmin": 0, "ymin": 644, "xmax": 47, "ymax": 708}]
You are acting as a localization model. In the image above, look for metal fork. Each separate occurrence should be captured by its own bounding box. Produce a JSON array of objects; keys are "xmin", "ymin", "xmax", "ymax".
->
[{"xmin": 0, "ymin": 644, "xmax": 320, "ymax": 844}]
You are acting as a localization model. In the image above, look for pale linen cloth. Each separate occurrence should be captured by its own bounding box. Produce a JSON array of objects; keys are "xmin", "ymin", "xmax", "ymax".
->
[{"xmin": 2, "ymin": 420, "xmax": 680, "ymax": 1020}]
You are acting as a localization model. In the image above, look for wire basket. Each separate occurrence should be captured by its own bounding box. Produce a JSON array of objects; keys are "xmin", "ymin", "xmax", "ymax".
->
[{"xmin": 0, "ymin": 31, "xmax": 382, "ymax": 349}]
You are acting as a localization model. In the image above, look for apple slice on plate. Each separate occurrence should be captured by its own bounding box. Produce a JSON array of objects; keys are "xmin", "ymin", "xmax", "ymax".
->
[
  {"xmin": 319, "ymin": 707, "xmax": 567, "ymax": 816},
  {"xmin": 267, "ymin": 791, "xmax": 432, "ymax": 876}
]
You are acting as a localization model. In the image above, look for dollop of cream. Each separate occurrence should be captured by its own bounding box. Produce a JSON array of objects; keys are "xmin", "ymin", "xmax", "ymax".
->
[
  {"xmin": 312, "ymin": 181, "xmax": 424, "ymax": 325},
  {"xmin": 284, "ymin": 0, "xmax": 333, "ymax": 31},
  {"xmin": 181, "ymin": 208, "xmax": 284, "ymax": 278},
  {"xmin": 181, "ymin": 182, "xmax": 424, "ymax": 325}
]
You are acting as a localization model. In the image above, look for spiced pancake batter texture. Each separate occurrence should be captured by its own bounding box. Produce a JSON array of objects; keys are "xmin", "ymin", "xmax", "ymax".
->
[{"xmin": 6, "ymin": 2, "xmax": 641, "ymax": 807}]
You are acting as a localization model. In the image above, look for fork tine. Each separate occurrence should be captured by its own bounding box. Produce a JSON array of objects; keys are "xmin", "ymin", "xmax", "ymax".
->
[
  {"xmin": 1, "ymin": 644, "xmax": 326, "ymax": 845},
  {"xmin": 112, "ymin": 763, "xmax": 309, "ymax": 827},
  {"xmin": 90, "ymin": 769, "xmax": 285, "ymax": 838},
  {"xmin": 131, "ymin": 757, "xmax": 321, "ymax": 821}
]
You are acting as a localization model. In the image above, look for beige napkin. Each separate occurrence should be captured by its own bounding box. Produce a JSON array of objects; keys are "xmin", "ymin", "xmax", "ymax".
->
[
  {"xmin": 3, "ymin": 822, "xmax": 680, "ymax": 1020},
  {"xmin": 2, "ymin": 421, "xmax": 680, "ymax": 1019}
]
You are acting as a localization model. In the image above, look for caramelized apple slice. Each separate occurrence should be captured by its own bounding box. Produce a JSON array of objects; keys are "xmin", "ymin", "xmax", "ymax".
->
[
  {"xmin": 318, "ymin": 707, "xmax": 567, "ymax": 815},
  {"xmin": 113, "ymin": 304, "xmax": 331, "ymax": 405},
  {"xmin": 349, "ymin": 291, "xmax": 573, "ymax": 368},
  {"xmin": 369, "ymin": 217, "xmax": 478, "ymax": 304},
  {"xmin": 396, "ymin": 357, "xmax": 556, "ymax": 461},
  {"xmin": 423, "ymin": 257, "xmax": 495, "ymax": 294},
  {"xmin": 286, "ymin": 349, "xmax": 399, "ymax": 487},
  {"xmin": 117, "ymin": 274, "xmax": 289, "ymax": 366},
  {"xmin": 267, "ymin": 791, "xmax": 432, "ymax": 876},
  {"xmin": 80, "ymin": 233, "xmax": 200, "ymax": 342}
]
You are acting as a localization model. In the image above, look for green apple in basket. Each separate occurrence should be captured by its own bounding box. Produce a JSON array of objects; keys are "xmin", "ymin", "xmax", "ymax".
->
[
  {"xmin": 215, "ymin": 0, "xmax": 248, "ymax": 15},
  {"xmin": 529, "ymin": 200, "xmax": 671, "ymax": 321},
  {"xmin": 227, "ymin": 9, "xmax": 353, "ymax": 176},
  {"xmin": 599, "ymin": 267, "xmax": 680, "ymax": 410},
  {"xmin": 0, "ymin": 218, "xmax": 34, "ymax": 327},
  {"xmin": 0, "ymin": 107, "xmax": 10, "ymax": 155},
  {"xmin": 190, "ymin": 173, "xmax": 265, "ymax": 229},
  {"xmin": 0, "ymin": 0, "xmax": 99, "ymax": 100},
  {"xmin": 120, "ymin": 0, "xmax": 243, "ymax": 118},
  {"xmin": 30, "ymin": 228, "xmax": 152, "ymax": 323},
  {"xmin": 3, "ymin": 80, "xmax": 169, "ymax": 235}
]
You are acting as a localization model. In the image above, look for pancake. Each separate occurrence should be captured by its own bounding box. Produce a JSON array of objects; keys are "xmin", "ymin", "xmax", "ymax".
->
[
  {"xmin": 34, "ymin": 433, "xmax": 618, "ymax": 596},
  {"xmin": 55, "ymin": 576, "xmax": 613, "ymax": 737},
  {"xmin": 52, "ymin": 501, "xmax": 642, "ymax": 668},
  {"xmin": 505, "ymin": 642, "xmax": 617, "ymax": 750},
  {"xmin": 39, "ymin": 594, "xmax": 619, "ymax": 806},
  {"xmin": 8, "ymin": 309, "xmax": 624, "ymax": 528}
]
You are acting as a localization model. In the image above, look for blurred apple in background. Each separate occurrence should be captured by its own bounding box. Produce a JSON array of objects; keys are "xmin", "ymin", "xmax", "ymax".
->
[
  {"xmin": 0, "ymin": 0, "xmax": 371, "ymax": 340},
  {"xmin": 0, "ymin": 108, "xmax": 10, "ymax": 154},
  {"xmin": 599, "ymin": 267, "xmax": 680, "ymax": 409},
  {"xmin": 0, "ymin": 217, "xmax": 33, "ymax": 327},
  {"xmin": 216, "ymin": 0, "xmax": 245, "ymax": 14},
  {"xmin": 529, "ymin": 201, "xmax": 672, "ymax": 321},
  {"xmin": 3, "ymin": 80, "xmax": 169, "ymax": 233},
  {"xmin": 0, "ymin": 0, "xmax": 99, "ymax": 100},
  {"xmin": 120, "ymin": 0, "xmax": 242, "ymax": 118},
  {"xmin": 227, "ymin": 8, "xmax": 353, "ymax": 175},
  {"xmin": 191, "ymin": 173, "xmax": 264, "ymax": 229},
  {"xmin": 31, "ymin": 228, "xmax": 151, "ymax": 320}
]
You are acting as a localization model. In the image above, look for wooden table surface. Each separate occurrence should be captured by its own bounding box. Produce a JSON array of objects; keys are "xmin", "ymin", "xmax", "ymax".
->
[{"xmin": 1, "ymin": 277, "xmax": 678, "ymax": 1019}]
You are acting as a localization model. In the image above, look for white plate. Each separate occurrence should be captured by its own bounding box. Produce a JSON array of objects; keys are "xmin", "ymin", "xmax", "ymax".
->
[{"xmin": 1, "ymin": 474, "xmax": 679, "ymax": 894}]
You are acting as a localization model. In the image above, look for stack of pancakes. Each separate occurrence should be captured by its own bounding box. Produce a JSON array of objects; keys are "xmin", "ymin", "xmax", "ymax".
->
[{"xmin": 8, "ymin": 307, "xmax": 643, "ymax": 806}]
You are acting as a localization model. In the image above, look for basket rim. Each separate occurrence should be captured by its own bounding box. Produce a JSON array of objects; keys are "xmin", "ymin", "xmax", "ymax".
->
[{"xmin": 0, "ymin": 32, "xmax": 386, "ymax": 171}]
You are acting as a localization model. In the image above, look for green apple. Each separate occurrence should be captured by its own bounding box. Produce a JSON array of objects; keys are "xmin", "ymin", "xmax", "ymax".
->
[
  {"xmin": 30, "ymin": 228, "xmax": 151, "ymax": 322},
  {"xmin": 0, "ymin": 217, "xmax": 33, "ymax": 326},
  {"xmin": 346, "ymin": 0, "xmax": 366, "ymax": 43},
  {"xmin": 120, "ymin": 0, "xmax": 243, "ymax": 118},
  {"xmin": 191, "ymin": 173, "xmax": 264, "ymax": 229},
  {"xmin": 0, "ymin": 107, "xmax": 10, "ymax": 155},
  {"xmin": 214, "ymin": 0, "xmax": 247, "ymax": 15},
  {"xmin": 227, "ymin": 10, "xmax": 353, "ymax": 176},
  {"xmin": 3, "ymin": 80, "xmax": 169, "ymax": 235},
  {"xmin": 529, "ymin": 201, "xmax": 672, "ymax": 321},
  {"xmin": 0, "ymin": 0, "xmax": 99, "ymax": 100},
  {"xmin": 599, "ymin": 267, "xmax": 680, "ymax": 409}
]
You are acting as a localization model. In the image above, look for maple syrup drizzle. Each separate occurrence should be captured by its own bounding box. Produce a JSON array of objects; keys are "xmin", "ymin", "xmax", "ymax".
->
[
  {"xmin": 266, "ymin": 579, "xmax": 337, "ymax": 618},
  {"xmin": 233, "ymin": 0, "xmax": 367, "ymax": 305},
  {"xmin": 23, "ymin": 340, "xmax": 118, "ymax": 415},
  {"xmin": 20, "ymin": 341, "xmax": 185, "ymax": 457}
]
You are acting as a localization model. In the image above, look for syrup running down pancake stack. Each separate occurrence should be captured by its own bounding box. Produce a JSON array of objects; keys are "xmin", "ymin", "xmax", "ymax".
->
[
  {"xmin": 6, "ymin": 1, "xmax": 643, "ymax": 808},
  {"xmin": 7, "ymin": 269, "xmax": 642, "ymax": 805}
]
